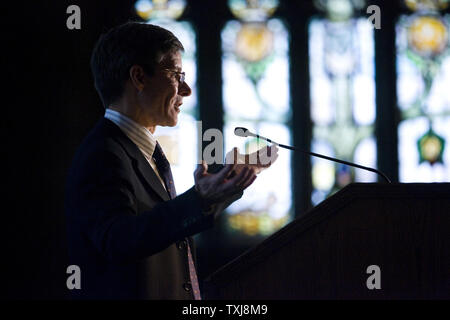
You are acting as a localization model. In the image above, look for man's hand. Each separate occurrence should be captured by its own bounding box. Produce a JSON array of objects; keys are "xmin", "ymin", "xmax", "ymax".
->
[
  {"xmin": 225, "ymin": 144, "xmax": 279, "ymax": 176},
  {"xmin": 194, "ymin": 161, "xmax": 257, "ymax": 207}
]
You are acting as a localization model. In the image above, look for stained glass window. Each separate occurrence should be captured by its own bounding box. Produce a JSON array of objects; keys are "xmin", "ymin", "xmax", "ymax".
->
[
  {"xmin": 222, "ymin": 0, "xmax": 292, "ymax": 236},
  {"xmin": 135, "ymin": 0, "xmax": 199, "ymax": 193},
  {"xmin": 309, "ymin": 0, "xmax": 377, "ymax": 205},
  {"xmin": 396, "ymin": 0, "xmax": 450, "ymax": 182}
]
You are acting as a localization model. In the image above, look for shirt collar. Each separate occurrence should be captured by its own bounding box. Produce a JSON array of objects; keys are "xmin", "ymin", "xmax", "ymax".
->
[{"xmin": 104, "ymin": 108, "xmax": 157, "ymax": 160}]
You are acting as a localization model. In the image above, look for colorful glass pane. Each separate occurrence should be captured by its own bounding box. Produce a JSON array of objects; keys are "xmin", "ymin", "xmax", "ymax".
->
[
  {"xmin": 222, "ymin": 18, "xmax": 292, "ymax": 236},
  {"xmin": 309, "ymin": 16, "xmax": 377, "ymax": 205},
  {"xmin": 229, "ymin": 0, "xmax": 279, "ymax": 22},
  {"xmin": 396, "ymin": 11, "xmax": 450, "ymax": 182},
  {"xmin": 404, "ymin": 0, "xmax": 449, "ymax": 12},
  {"xmin": 314, "ymin": 0, "xmax": 366, "ymax": 21},
  {"xmin": 135, "ymin": 0, "xmax": 186, "ymax": 21}
]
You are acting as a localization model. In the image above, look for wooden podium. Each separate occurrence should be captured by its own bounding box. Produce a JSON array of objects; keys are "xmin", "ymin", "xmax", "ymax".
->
[{"xmin": 204, "ymin": 183, "xmax": 450, "ymax": 299}]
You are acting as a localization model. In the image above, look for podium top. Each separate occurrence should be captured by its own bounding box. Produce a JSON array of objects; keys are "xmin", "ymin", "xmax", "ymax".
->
[{"xmin": 205, "ymin": 183, "xmax": 450, "ymax": 285}]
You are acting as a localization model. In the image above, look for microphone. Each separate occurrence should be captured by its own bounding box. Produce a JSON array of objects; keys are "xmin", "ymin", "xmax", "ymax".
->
[
  {"xmin": 234, "ymin": 127, "xmax": 391, "ymax": 183},
  {"xmin": 234, "ymin": 127, "xmax": 254, "ymax": 138}
]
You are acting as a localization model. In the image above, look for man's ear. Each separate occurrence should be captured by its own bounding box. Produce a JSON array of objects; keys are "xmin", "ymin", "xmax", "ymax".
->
[{"xmin": 129, "ymin": 65, "xmax": 146, "ymax": 92}]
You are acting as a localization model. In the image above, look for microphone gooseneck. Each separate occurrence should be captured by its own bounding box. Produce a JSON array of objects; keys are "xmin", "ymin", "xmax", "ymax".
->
[{"xmin": 234, "ymin": 127, "xmax": 392, "ymax": 184}]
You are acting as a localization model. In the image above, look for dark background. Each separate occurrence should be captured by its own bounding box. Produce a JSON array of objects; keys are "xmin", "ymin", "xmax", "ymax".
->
[{"xmin": 3, "ymin": 0, "xmax": 407, "ymax": 299}]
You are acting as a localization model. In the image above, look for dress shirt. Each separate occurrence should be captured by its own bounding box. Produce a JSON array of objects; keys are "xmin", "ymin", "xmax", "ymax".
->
[{"xmin": 104, "ymin": 108, "xmax": 166, "ymax": 190}]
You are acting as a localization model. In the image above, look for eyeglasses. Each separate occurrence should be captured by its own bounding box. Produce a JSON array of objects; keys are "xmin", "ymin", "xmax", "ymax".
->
[{"xmin": 163, "ymin": 68, "xmax": 186, "ymax": 84}]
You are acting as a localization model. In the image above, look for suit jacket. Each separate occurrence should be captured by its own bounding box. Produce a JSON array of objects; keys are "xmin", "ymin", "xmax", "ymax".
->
[{"xmin": 65, "ymin": 118, "xmax": 226, "ymax": 299}]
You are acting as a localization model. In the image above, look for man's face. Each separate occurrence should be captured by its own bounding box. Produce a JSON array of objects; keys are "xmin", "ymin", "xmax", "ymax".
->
[{"xmin": 143, "ymin": 50, "xmax": 191, "ymax": 127}]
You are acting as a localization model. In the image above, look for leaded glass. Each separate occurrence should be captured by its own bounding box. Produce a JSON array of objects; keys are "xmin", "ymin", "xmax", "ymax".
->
[
  {"xmin": 309, "ymin": 0, "xmax": 377, "ymax": 205},
  {"xmin": 222, "ymin": 12, "xmax": 292, "ymax": 236},
  {"xmin": 396, "ymin": 1, "xmax": 450, "ymax": 182}
]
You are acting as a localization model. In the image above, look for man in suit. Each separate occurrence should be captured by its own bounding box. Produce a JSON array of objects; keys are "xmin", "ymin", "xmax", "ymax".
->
[{"xmin": 65, "ymin": 22, "xmax": 276, "ymax": 299}]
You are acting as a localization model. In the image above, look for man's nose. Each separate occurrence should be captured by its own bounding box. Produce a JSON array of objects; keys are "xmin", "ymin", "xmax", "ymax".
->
[{"xmin": 179, "ymin": 81, "xmax": 192, "ymax": 97}]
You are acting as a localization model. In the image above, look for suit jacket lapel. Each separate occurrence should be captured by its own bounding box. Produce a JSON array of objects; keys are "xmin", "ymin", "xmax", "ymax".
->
[{"xmin": 103, "ymin": 118, "xmax": 170, "ymax": 202}]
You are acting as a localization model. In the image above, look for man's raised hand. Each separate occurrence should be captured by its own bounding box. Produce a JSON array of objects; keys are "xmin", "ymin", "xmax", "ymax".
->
[
  {"xmin": 194, "ymin": 160, "xmax": 257, "ymax": 206},
  {"xmin": 225, "ymin": 145, "xmax": 279, "ymax": 175}
]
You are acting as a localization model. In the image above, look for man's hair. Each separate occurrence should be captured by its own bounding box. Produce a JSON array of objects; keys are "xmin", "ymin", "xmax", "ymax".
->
[{"xmin": 90, "ymin": 22, "xmax": 184, "ymax": 107}]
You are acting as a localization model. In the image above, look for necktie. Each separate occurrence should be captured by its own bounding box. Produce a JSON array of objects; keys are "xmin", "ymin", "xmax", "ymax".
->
[{"xmin": 152, "ymin": 142, "xmax": 201, "ymax": 300}]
